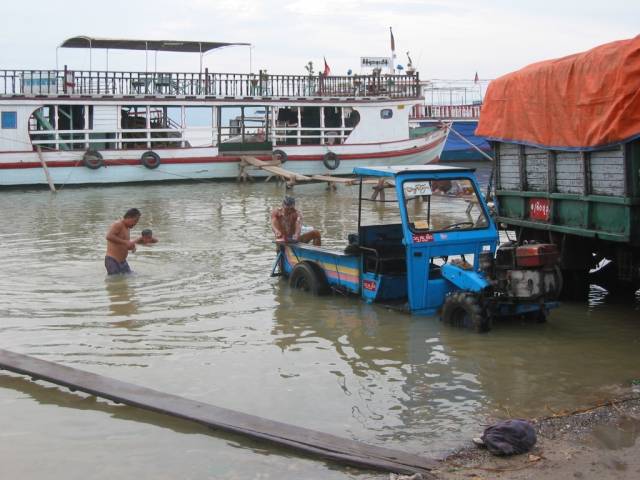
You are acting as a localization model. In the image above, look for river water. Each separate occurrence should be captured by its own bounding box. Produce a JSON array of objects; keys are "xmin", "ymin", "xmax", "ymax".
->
[{"xmin": 0, "ymin": 162, "xmax": 638, "ymax": 479}]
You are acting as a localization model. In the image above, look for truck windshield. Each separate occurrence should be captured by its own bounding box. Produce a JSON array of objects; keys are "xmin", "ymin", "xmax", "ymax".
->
[{"xmin": 403, "ymin": 178, "xmax": 489, "ymax": 232}]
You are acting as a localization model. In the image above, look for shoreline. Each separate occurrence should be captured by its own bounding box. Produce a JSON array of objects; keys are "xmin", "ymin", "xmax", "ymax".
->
[{"xmin": 432, "ymin": 394, "xmax": 640, "ymax": 479}]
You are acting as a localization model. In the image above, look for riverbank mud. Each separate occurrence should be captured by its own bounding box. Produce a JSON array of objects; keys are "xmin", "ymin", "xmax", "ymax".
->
[{"xmin": 434, "ymin": 395, "xmax": 640, "ymax": 479}]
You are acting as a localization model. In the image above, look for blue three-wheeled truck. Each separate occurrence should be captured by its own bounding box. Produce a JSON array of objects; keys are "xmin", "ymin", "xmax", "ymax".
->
[{"xmin": 272, "ymin": 165, "xmax": 561, "ymax": 332}]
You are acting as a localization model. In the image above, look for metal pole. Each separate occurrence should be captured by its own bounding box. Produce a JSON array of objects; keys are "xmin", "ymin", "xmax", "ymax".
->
[{"xmin": 89, "ymin": 39, "xmax": 92, "ymax": 71}]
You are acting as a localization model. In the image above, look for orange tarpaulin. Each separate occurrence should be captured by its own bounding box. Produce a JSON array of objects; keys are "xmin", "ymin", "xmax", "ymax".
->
[{"xmin": 476, "ymin": 36, "xmax": 640, "ymax": 150}]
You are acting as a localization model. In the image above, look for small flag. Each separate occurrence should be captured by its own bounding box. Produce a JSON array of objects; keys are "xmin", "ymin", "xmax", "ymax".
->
[
  {"xmin": 323, "ymin": 57, "xmax": 331, "ymax": 77},
  {"xmin": 474, "ymin": 71, "xmax": 479, "ymax": 84}
]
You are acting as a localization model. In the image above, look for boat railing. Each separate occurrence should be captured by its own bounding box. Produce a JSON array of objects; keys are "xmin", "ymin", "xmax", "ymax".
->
[
  {"xmin": 410, "ymin": 103, "xmax": 482, "ymax": 120},
  {"xmin": 0, "ymin": 69, "xmax": 420, "ymax": 99}
]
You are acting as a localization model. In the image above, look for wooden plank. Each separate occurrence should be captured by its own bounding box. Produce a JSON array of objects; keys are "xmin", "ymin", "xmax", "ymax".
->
[
  {"xmin": 261, "ymin": 165, "xmax": 312, "ymax": 181},
  {"xmin": 0, "ymin": 349, "xmax": 437, "ymax": 477},
  {"xmin": 310, "ymin": 174, "xmax": 356, "ymax": 184}
]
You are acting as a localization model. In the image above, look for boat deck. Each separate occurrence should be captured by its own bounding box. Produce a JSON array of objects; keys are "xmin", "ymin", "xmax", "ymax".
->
[{"xmin": 0, "ymin": 69, "xmax": 420, "ymax": 99}]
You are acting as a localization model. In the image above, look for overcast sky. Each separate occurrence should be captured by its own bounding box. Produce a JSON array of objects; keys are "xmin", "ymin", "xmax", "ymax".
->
[{"xmin": 1, "ymin": 0, "xmax": 638, "ymax": 80}]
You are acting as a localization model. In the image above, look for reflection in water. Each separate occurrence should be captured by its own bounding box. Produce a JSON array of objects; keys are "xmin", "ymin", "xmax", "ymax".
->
[
  {"xmin": 271, "ymin": 284, "xmax": 486, "ymax": 449},
  {"xmin": 105, "ymin": 276, "xmax": 139, "ymax": 318}
]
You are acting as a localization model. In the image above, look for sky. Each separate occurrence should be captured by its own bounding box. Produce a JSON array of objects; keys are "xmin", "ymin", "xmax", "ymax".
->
[{"xmin": 1, "ymin": 0, "xmax": 638, "ymax": 81}]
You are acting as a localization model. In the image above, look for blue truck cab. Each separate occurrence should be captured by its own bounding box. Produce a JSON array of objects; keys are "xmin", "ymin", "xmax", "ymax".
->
[{"xmin": 273, "ymin": 165, "xmax": 560, "ymax": 332}]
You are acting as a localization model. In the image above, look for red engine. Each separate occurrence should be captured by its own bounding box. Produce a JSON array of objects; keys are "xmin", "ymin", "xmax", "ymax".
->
[
  {"xmin": 515, "ymin": 244, "xmax": 560, "ymax": 268},
  {"xmin": 488, "ymin": 242, "xmax": 562, "ymax": 300}
]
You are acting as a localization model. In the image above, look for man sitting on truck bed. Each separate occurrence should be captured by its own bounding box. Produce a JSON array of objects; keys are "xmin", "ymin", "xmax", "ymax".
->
[{"xmin": 271, "ymin": 196, "xmax": 322, "ymax": 246}]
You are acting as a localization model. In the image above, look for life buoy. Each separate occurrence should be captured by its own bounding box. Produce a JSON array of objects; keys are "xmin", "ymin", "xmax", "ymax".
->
[
  {"xmin": 272, "ymin": 149, "xmax": 288, "ymax": 163},
  {"xmin": 83, "ymin": 150, "xmax": 103, "ymax": 169},
  {"xmin": 141, "ymin": 151, "xmax": 161, "ymax": 169},
  {"xmin": 323, "ymin": 151, "xmax": 340, "ymax": 170}
]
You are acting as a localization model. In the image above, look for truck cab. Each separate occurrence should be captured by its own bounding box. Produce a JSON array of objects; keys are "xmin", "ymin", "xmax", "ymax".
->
[{"xmin": 352, "ymin": 165, "xmax": 497, "ymax": 315}]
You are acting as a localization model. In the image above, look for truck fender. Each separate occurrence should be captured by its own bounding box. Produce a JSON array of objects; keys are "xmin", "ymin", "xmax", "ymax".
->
[{"xmin": 441, "ymin": 263, "xmax": 490, "ymax": 293}]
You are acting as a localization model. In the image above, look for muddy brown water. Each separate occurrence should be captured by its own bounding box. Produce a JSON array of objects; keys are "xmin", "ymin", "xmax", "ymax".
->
[{"xmin": 0, "ymin": 162, "xmax": 638, "ymax": 479}]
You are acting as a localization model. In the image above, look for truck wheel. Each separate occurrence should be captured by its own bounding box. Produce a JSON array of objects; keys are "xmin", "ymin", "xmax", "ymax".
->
[
  {"xmin": 441, "ymin": 292, "xmax": 492, "ymax": 333},
  {"xmin": 289, "ymin": 262, "xmax": 329, "ymax": 296}
]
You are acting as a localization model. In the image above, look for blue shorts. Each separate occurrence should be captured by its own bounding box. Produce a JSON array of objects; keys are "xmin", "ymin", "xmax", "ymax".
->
[{"xmin": 105, "ymin": 256, "xmax": 132, "ymax": 275}]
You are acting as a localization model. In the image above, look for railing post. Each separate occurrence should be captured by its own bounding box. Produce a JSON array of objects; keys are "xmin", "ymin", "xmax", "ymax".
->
[
  {"xmin": 205, "ymin": 68, "xmax": 209, "ymax": 95},
  {"xmin": 63, "ymin": 65, "xmax": 67, "ymax": 94}
]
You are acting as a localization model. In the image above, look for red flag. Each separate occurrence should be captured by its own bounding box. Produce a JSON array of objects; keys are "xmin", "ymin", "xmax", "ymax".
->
[
  {"xmin": 323, "ymin": 57, "xmax": 331, "ymax": 76},
  {"xmin": 474, "ymin": 71, "xmax": 479, "ymax": 83}
]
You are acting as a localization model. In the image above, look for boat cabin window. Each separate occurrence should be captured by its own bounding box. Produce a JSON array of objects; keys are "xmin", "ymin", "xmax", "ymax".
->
[
  {"xmin": 185, "ymin": 106, "xmax": 213, "ymax": 127},
  {"xmin": 150, "ymin": 106, "xmax": 183, "ymax": 148},
  {"xmin": 28, "ymin": 106, "xmax": 58, "ymax": 150},
  {"xmin": 403, "ymin": 178, "xmax": 489, "ymax": 232},
  {"xmin": 274, "ymin": 106, "xmax": 359, "ymax": 146},
  {"xmin": 1, "ymin": 111, "xmax": 17, "ymax": 129},
  {"xmin": 380, "ymin": 108, "xmax": 393, "ymax": 119},
  {"xmin": 344, "ymin": 108, "xmax": 360, "ymax": 128},
  {"xmin": 121, "ymin": 106, "xmax": 149, "ymax": 149},
  {"xmin": 219, "ymin": 106, "xmax": 268, "ymax": 145},
  {"xmin": 300, "ymin": 107, "xmax": 320, "ymax": 145},
  {"xmin": 57, "ymin": 105, "xmax": 88, "ymax": 150}
]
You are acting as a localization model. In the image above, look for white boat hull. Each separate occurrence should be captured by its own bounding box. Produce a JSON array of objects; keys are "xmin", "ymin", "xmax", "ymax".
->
[{"xmin": 0, "ymin": 129, "xmax": 447, "ymax": 187}]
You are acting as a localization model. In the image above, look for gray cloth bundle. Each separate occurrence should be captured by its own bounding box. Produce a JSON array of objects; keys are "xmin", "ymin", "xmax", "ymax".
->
[{"xmin": 480, "ymin": 419, "xmax": 537, "ymax": 455}]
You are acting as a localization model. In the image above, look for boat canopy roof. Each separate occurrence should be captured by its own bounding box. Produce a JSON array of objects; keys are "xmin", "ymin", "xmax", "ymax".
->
[
  {"xmin": 354, "ymin": 165, "xmax": 474, "ymax": 178},
  {"xmin": 60, "ymin": 36, "xmax": 250, "ymax": 53},
  {"xmin": 476, "ymin": 35, "xmax": 640, "ymax": 151}
]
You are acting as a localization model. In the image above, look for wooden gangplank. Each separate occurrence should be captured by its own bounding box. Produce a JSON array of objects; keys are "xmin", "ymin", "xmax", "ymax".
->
[
  {"xmin": 0, "ymin": 349, "xmax": 438, "ymax": 477},
  {"xmin": 239, "ymin": 156, "xmax": 397, "ymax": 188},
  {"xmin": 240, "ymin": 156, "xmax": 312, "ymax": 182}
]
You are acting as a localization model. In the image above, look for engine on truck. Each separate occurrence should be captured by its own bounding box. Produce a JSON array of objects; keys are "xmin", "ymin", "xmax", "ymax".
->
[{"xmin": 482, "ymin": 242, "xmax": 562, "ymax": 300}]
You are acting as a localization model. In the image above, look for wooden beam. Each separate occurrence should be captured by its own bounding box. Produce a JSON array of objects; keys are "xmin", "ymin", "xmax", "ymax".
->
[{"xmin": 0, "ymin": 349, "xmax": 437, "ymax": 477}]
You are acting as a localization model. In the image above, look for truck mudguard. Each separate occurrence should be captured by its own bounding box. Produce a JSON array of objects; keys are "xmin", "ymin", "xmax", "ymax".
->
[{"xmin": 441, "ymin": 263, "xmax": 490, "ymax": 293}]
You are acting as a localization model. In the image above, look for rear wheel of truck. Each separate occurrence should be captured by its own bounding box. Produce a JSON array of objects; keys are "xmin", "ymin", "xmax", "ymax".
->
[
  {"xmin": 441, "ymin": 291, "xmax": 492, "ymax": 333},
  {"xmin": 289, "ymin": 262, "xmax": 329, "ymax": 296}
]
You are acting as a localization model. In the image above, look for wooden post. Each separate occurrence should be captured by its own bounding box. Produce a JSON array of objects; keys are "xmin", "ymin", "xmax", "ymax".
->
[
  {"xmin": 371, "ymin": 178, "xmax": 386, "ymax": 201},
  {"xmin": 36, "ymin": 146, "xmax": 56, "ymax": 193}
]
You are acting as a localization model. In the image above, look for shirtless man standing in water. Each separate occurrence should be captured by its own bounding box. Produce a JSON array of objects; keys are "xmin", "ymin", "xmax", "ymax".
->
[{"xmin": 105, "ymin": 208, "xmax": 141, "ymax": 275}]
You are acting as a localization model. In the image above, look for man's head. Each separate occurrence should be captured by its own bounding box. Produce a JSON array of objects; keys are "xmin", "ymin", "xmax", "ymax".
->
[
  {"xmin": 282, "ymin": 196, "xmax": 295, "ymax": 211},
  {"xmin": 123, "ymin": 208, "xmax": 141, "ymax": 228},
  {"xmin": 141, "ymin": 228, "xmax": 152, "ymax": 238}
]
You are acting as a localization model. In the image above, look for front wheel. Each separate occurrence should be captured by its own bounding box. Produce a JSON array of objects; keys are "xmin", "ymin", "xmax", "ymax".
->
[
  {"xmin": 441, "ymin": 291, "xmax": 492, "ymax": 333},
  {"xmin": 289, "ymin": 262, "xmax": 329, "ymax": 296}
]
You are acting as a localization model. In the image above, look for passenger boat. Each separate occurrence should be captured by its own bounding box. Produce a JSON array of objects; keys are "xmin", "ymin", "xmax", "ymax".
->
[{"xmin": 0, "ymin": 37, "xmax": 448, "ymax": 187}]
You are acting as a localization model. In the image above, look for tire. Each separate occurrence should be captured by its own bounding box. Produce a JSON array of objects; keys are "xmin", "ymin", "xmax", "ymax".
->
[
  {"xmin": 323, "ymin": 151, "xmax": 340, "ymax": 170},
  {"xmin": 289, "ymin": 262, "xmax": 329, "ymax": 296},
  {"xmin": 141, "ymin": 151, "xmax": 161, "ymax": 169},
  {"xmin": 272, "ymin": 149, "xmax": 288, "ymax": 163},
  {"xmin": 83, "ymin": 150, "xmax": 103, "ymax": 169},
  {"xmin": 441, "ymin": 291, "xmax": 492, "ymax": 333}
]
